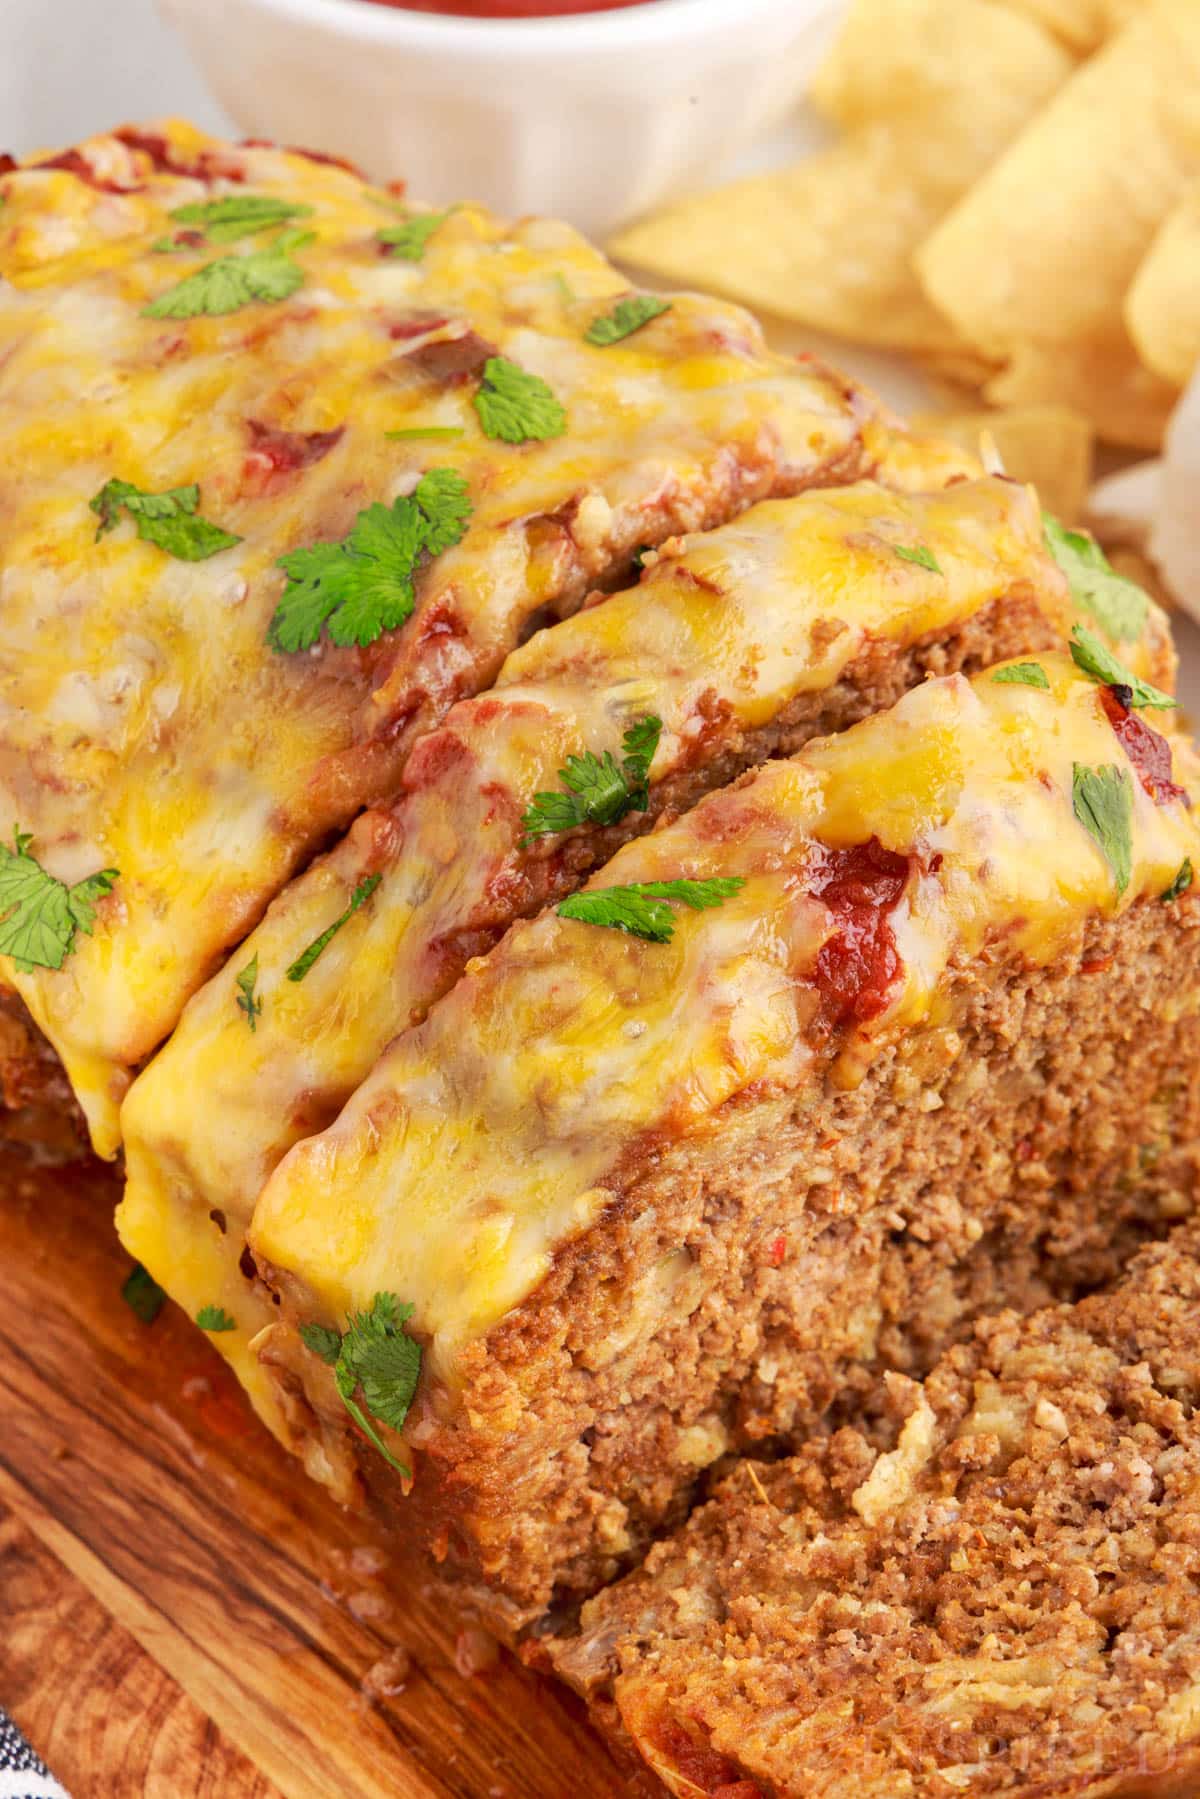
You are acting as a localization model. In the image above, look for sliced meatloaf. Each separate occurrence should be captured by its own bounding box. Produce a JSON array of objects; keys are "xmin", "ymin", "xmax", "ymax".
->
[
  {"xmin": 118, "ymin": 473, "xmax": 1080, "ymax": 1453},
  {"xmin": 0, "ymin": 120, "xmax": 884, "ymax": 1155},
  {"xmin": 245, "ymin": 650, "xmax": 1200, "ymax": 1633},
  {"xmin": 554, "ymin": 1222, "xmax": 1200, "ymax": 1799}
]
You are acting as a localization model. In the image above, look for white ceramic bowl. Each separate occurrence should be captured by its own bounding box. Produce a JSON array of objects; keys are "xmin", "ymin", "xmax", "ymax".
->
[{"xmin": 158, "ymin": 0, "xmax": 840, "ymax": 238}]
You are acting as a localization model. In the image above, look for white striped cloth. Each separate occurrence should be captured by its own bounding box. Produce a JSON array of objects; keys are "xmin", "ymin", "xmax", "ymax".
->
[{"xmin": 0, "ymin": 1714, "xmax": 70, "ymax": 1799}]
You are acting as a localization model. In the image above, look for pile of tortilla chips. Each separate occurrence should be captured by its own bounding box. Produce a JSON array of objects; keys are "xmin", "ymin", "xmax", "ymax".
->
[{"xmin": 611, "ymin": 0, "xmax": 1200, "ymax": 517}]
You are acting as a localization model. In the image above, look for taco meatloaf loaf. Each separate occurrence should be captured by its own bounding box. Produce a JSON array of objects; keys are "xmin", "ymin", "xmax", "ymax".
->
[
  {"xmin": 553, "ymin": 1223, "xmax": 1200, "ymax": 1799},
  {"xmin": 246, "ymin": 650, "xmax": 1200, "ymax": 1633},
  {"xmin": 0, "ymin": 120, "xmax": 890, "ymax": 1157},
  {"xmin": 118, "ymin": 472, "xmax": 1085, "ymax": 1454}
]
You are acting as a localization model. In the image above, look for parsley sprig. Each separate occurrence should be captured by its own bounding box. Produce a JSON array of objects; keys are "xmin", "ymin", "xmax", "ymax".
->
[
  {"xmin": 521, "ymin": 715, "xmax": 662, "ymax": 843},
  {"xmin": 1068, "ymin": 624, "xmax": 1174, "ymax": 711},
  {"xmin": 377, "ymin": 210, "xmax": 450, "ymax": 261},
  {"xmin": 0, "ymin": 828, "xmax": 118, "ymax": 974},
  {"xmin": 91, "ymin": 479, "xmax": 241, "ymax": 562},
  {"xmin": 585, "ymin": 295, "xmax": 672, "ymax": 346},
  {"xmin": 1044, "ymin": 514, "xmax": 1148, "ymax": 643},
  {"xmin": 1072, "ymin": 763, "xmax": 1133, "ymax": 896},
  {"xmin": 144, "ymin": 229, "xmax": 314, "ymax": 319},
  {"xmin": 163, "ymin": 193, "xmax": 314, "ymax": 246},
  {"xmin": 269, "ymin": 468, "xmax": 471, "ymax": 652},
  {"xmin": 286, "ymin": 874, "xmax": 381, "ymax": 982},
  {"xmin": 122, "ymin": 1263, "xmax": 165, "ymax": 1325},
  {"xmin": 557, "ymin": 875, "xmax": 745, "ymax": 943},
  {"xmin": 474, "ymin": 357, "xmax": 566, "ymax": 444},
  {"xmin": 300, "ymin": 1294, "xmax": 421, "ymax": 1479}
]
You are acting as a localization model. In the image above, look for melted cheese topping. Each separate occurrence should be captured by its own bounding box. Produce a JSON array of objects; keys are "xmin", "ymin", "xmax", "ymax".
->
[
  {"xmin": 117, "ymin": 474, "xmax": 1069, "ymax": 1442},
  {"xmin": 0, "ymin": 120, "xmax": 872, "ymax": 1154},
  {"xmin": 249, "ymin": 655, "xmax": 1200, "ymax": 1391}
]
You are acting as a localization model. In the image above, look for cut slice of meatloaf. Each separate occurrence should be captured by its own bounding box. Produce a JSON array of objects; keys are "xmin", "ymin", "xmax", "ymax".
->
[
  {"xmin": 118, "ymin": 472, "xmax": 1081, "ymax": 1457},
  {"xmin": 0, "ymin": 120, "xmax": 886, "ymax": 1157},
  {"xmin": 246, "ymin": 649, "xmax": 1200, "ymax": 1634},
  {"xmin": 553, "ymin": 1222, "xmax": 1200, "ymax": 1799}
]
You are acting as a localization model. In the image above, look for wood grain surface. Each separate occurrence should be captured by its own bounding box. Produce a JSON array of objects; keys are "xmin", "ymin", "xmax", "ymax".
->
[{"xmin": 0, "ymin": 1149, "xmax": 636, "ymax": 1799}]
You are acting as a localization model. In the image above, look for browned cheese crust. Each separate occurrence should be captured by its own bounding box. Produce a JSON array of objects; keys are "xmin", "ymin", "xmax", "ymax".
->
[{"xmin": 553, "ymin": 1223, "xmax": 1200, "ymax": 1799}]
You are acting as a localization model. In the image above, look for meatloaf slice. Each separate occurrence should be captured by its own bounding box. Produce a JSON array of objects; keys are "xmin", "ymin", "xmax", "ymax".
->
[
  {"xmin": 118, "ymin": 472, "xmax": 1077, "ymax": 1454},
  {"xmin": 0, "ymin": 120, "xmax": 884, "ymax": 1157},
  {"xmin": 247, "ymin": 649, "xmax": 1200, "ymax": 1633},
  {"xmin": 554, "ymin": 1222, "xmax": 1200, "ymax": 1799}
]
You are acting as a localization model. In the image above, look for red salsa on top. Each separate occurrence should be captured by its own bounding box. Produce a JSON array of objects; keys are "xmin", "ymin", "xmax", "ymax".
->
[{"xmin": 361, "ymin": 0, "xmax": 649, "ymax": 13}]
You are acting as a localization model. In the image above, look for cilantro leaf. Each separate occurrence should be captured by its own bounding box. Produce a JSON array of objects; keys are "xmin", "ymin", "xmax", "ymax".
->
[
  {"xmin": 122, "ymin": 1263, "xmax": 165, "ymax": 1325},
  {"xmin": 168, "ymin": 193, "xmax": 314, "ymax": 245},
  {"xmin": 377, "ymin": 210, "xmax": 450, "ymax": 261},
  {"xmin": 1162, "ymin": 858, "xmax": 1193, "ymax": 904},
  {"xmin": 1068, "ymin": 624, "xmax": 1174, "ymax": 710},
  {"xmin": 269, "ymin": 470, "xmax": 472, "ymax": 653},
  {"xmin": 992, "ymin": 662, "xmax": 1050, "ymax": 690},
  {"xmin": 196, "ymin": 1304, "xmax": 236, "ymax": 1332},
  {"xmin": 0, "ymin": 828, "xmax": 118, "ymax": 974},
  {"xmin": 143, "ymin": 238, "xmax": 312, "ymax": 319},
  {"xmin": 235, "ymin": 954, "xmax": 262, "ymax": 1032},
  {"xmin": 90, "ymin": 478, "xmax": 241, "ymax": 561},
  {"xmin": 585, "ymin": 295, "xmax": 672, "ymax": 346},
  {"xmin": 305, "ymin": 1293, "xmax": 422, "ymax": 1479},
  {"xmin": 521, "ymin": 714, "xmax": 662, "ymax": 843},
  {"xmin": 1044, "ymin": 513, "xmax": 1148, "ymax": 642},
  {"xmin": 286, "ymin": 874, "xmax": 381, "ymax": 982},
  {"xmin": 299, "ymin": 1320, "xmax": 343, "ymax": 1365},
  {"xmin": 557, "ymin": 875, "xmax": 745, "ymax": 942},
  {"xmin": 893, "ymin": 543, "xmax": 942, "ymax": 574},
  {"xmin": 474, "ymin": 357, "xmax": 566, "ymax": 445},
  {"xmin": 1072, "ymin": 763, "xmax": 1133, "ymax": 896}
]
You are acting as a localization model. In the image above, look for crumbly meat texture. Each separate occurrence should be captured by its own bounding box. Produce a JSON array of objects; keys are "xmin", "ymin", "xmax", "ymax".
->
[
  {"xmin": 262, "ymin": 896, "xmax": 1200, "ymax": 1635},
  {"xmin": 554, "ymin": 1223, "xmax": 1200, "ymax": 1799}
]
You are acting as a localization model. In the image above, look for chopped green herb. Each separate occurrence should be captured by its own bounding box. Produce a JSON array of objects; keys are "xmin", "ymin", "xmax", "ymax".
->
[
  {"xmin": 122, "ymin": 1263, "xmax": 166, "ymax": 1326},
  {"xmin": 286, "ymin": 874, "xmax": 381, "ymax": 983},
  {"xmin": 90, "ymin": 478, "xmax": 241, "ymax": 561},
  {"xmin": 299, "ymin": 1321, "xmax": 343, "ymax": 1365},
  {"xmin": 269, "ymin": 468, "xmax": 471, "ymax": 652},
  {"xmin": 521, "ymin": 715, "xmax": 662, "ymax": 843},
  {"xmin": 1161, "ymin": 858, "xmax": 1193, "ymax": 904},
  {"xmin": 1068, "ymin": 624, "xmax": 1174, "ymax": 710},
  {"xmin": 384, "ymin": 426, "xmax": 466, "ymax": 442},
  {"xmin": 474, "ymin": 356, "xmax": 566, "ymax": 445},
  {"xmin": 1072, "ymin": 763, "xmax": 1133, "ymax": 896},
  {"xmin": 0, "ymin": 827, "xmax": 117, "ymax": 974},
  {"xmin": 301, "ymin": 1294, "xmax": 422, "ymax": 1478},
  {"xmin": 235, "ymin": 954, "xmax": 262, "ymax": 1031},
  {"xmin": 377, "ymin": 210, "xmax": 449, "ymax": 262},
  {"xmin": 585, "ymin": 295, "xmax": 672, "ymax": 346},
  {"xmin": 143, "ymin": 235, "xmax": 313, "ymax": 319},
  {"xmin": 992, "ymin": 662, "xmax": 1050, "ymax": 690},
  {"xmin": 893, "ymin": 543, "xmax": 942, "ymax": 574},
  {"xmin": 557, "ymin": 875, "xmax": 745, "ymax": 943},
  {"xmin": 1044, "ymin": 513, "xmax": 1148, "ymax": 642},
  {"xmin": 631, "ymin": 545, "xmax": 654, "ymax": 573},
  {"xmin": 167, "ymin": 193, "xmax": 314, "ymax": 245},
  {"xmin": 196, "ymin": 1304, "xmax": 236, "ymax": 1333}
]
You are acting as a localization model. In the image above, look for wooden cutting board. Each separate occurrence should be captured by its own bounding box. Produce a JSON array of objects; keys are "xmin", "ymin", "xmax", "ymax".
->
[{"xmin": 0, "ymin": 1149, "xmax": 643, "ymax": 1799}]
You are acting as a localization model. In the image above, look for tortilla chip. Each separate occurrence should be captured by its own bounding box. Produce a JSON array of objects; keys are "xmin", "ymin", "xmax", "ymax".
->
[
  {"xmin": 996, "ymin": 0, "xmax": 1144, "ymax": 52},
  {"xmin": 917, "ymin": 0, "xmax": 1200, "ymax": 353},
  {"xmin": 611, "ymin": 0, "xmax": 1070, "ymax": 354},
  {"xmin": 915, "ymin": 404, "xmax": 1094, "ymax": 519},
  {"xmin": 1126, "ymin": 181, "xmax": 1200, "ymax": 386},
  {"xmin": 986, "ymin": 332, "xmax": 1179, "ymax": 451}
]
